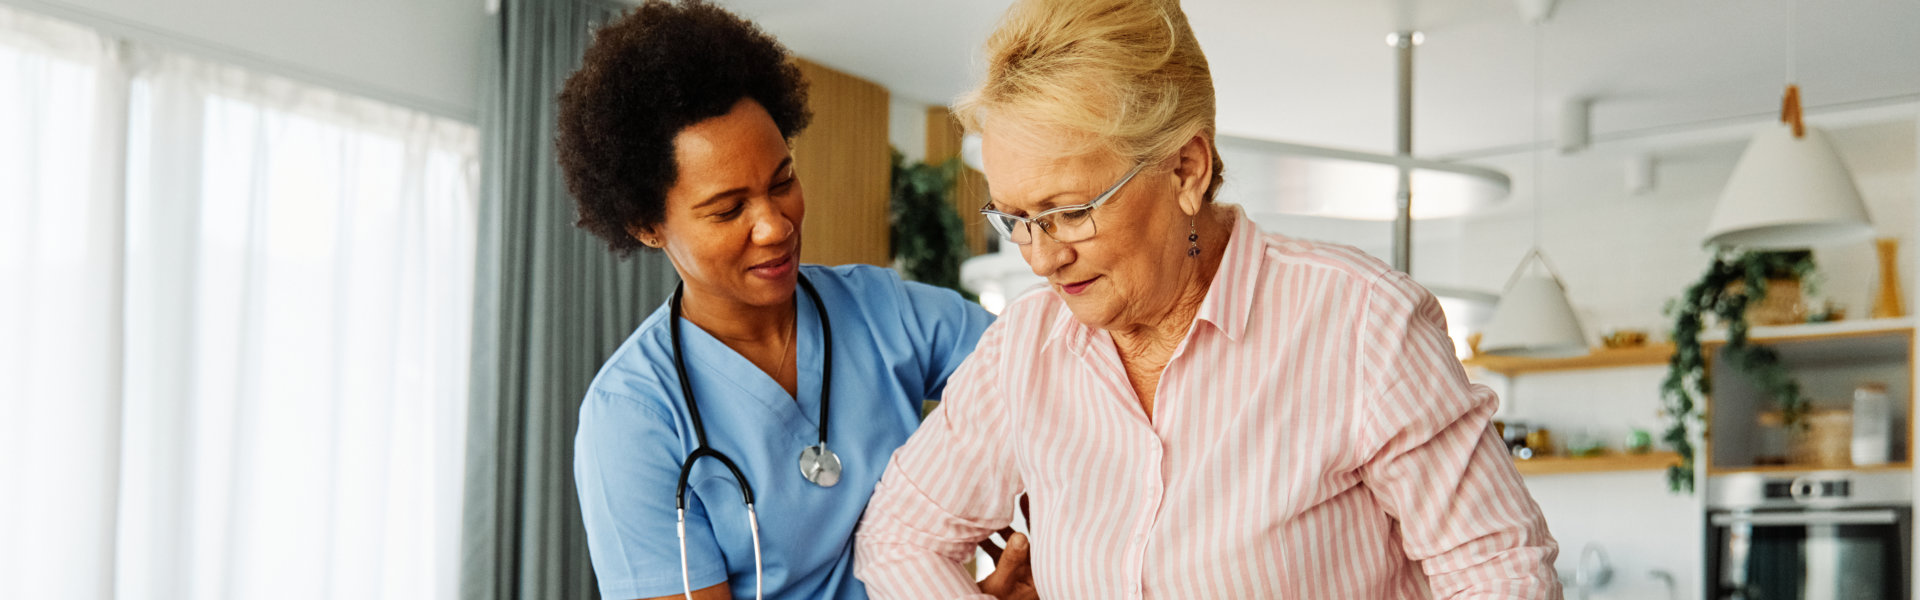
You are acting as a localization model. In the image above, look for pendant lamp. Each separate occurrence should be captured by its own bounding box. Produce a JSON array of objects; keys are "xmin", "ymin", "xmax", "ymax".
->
[
  {"xmin": 1702, "ymin": 84, "xmax": 1872, "ymax": 248},
  {"xmin": 1479, "ymin": 251, "xmax": 1587, "ymax": 358},
  {"xmin": 1477, "ymin": 20, "xmax": 1587, "ymax": 358}
]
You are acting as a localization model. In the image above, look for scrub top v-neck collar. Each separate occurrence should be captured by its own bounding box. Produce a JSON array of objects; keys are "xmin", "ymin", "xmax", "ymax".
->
[{"xmin": 675, "ymin": 285, "xmax": 827, "ymax": 450}]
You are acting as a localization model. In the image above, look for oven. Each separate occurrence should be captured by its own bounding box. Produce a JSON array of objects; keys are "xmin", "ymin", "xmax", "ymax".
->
[{"xmin": 1706, "ymin": 471, "xmax": 1911, "ymax": 600}]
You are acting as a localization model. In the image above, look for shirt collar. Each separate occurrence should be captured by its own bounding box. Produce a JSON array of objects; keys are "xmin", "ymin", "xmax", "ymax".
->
[
  {"xmin": 1194, "ymin": 205, "xmax": 1262, "ymax": 342},
  {"xmin": 1043, "ymin": 204, "xmax": 1264, "ymax": 354}
]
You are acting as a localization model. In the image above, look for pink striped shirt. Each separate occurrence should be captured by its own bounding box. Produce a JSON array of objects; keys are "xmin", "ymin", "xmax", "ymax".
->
[{"xmin": 855, "ymin": 209, "xmax": 1560, "ymax": 599}]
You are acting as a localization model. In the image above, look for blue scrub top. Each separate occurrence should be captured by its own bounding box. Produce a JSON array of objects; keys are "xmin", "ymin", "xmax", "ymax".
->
[{"xmin": 575, "ymin": 264, "xmax": 994, "ymax": 600}]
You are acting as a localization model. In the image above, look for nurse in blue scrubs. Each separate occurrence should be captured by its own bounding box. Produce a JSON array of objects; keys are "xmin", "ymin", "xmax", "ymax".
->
[{"xmin": 553, "ymin": 2, "xmax": 1031, "ymax": 600}]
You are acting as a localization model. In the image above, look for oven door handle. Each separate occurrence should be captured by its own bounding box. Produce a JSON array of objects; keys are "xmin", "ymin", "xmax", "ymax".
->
[{"xmin": 1711, "ymin": 510, "xmax": 1901, "ymax": 526}]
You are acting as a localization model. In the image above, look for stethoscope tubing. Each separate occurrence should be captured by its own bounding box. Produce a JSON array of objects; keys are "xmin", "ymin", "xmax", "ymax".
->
[{"xmin": 668, "ymin": 273, "xmax": 832, "ymax": 600}]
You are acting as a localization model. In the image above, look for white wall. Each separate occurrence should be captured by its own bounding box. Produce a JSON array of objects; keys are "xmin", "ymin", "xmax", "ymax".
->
[
  {"xmin": 6, "ymin": 0, "xmax": 488, "ymax": 120},
  {"xmin": 889, "ymin": 95, "xmax": 928, "ymax": 164},
  {"xmin": 1257, "ymin": 114, "xmax": 1919, "ymax": 344},
  {"xmin": 1453, "ymin": 114, "xmax": 1918, "ymax": 600},
  {"xmin": 1502, "ymin": 367, "xmax": 1702, "ymax": 600},
  {"xmin": 1469, "ymin": 117, "xmax": 1918, "ymax": 341}
]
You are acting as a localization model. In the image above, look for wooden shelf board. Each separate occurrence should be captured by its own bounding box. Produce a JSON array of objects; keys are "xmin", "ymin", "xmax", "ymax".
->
[
  {"xmin": 1708, "ymin": 462, "xmax": 1913, "ymax": 475},
  {"xmin": 1513, "ymin": 451, "xmax": 1681, "ymax": 476},
  {"xmin": 1464, "ymin": 343, "xmax": 1674, "ymax": 377},
  {"xmin": 1701, "ymin": 317, "xmax": 1915, "ymax": 345}
]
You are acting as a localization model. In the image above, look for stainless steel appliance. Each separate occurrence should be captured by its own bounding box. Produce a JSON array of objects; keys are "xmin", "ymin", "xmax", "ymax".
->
[{"xmin": 1707, "ymin": 471, "xmax": 1911, "ymax": 600}]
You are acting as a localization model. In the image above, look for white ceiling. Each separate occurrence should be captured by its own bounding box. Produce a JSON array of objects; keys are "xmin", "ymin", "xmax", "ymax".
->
[{"xmin": 711, "ymin": 0, "xmax": 1920, "ymax": 159}]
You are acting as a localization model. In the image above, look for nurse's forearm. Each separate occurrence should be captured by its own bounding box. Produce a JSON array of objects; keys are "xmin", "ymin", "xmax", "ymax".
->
[{"xmin": 634, "ymin": 581, "xmax": 729, "ymax": 600}]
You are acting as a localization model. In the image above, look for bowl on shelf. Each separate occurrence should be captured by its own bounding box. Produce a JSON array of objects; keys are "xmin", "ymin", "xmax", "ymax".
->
[
  {"xmin": 1624, "ymin": 428, "xmax": 1653, "ymax": 455},
  {"xmin": 1565, "ymin": 430, "xmax": 1608, "ymax": 458},
  {"xmin": 1808, "ymin": 301, "xmax": 1847, "ymax": 323},
  {"xmin": 1601, "ymin": 329, "xmax": 1648, "ymax": 349}
]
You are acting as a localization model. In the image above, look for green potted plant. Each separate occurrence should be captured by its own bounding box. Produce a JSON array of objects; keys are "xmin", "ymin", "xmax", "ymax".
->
[
  {"xmin": 889, "ymin": 150, "xmax": 975, "ymax": 300},
  {"xmin": 1660, "ymin": 248, "xmax": 1816, "ymax": 493}
]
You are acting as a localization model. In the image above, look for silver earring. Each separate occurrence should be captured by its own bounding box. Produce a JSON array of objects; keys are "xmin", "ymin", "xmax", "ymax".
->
[{"xmin": 1186, "ymin": 216, "xmax": 1200, "ymax": 258}]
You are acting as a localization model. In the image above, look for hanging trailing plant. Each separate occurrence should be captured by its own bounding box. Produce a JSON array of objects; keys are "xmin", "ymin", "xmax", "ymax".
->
[
  {"xmin": 889, "ymin": 150, "xmax": 975, "ymax": 300},
  {"xmin": 1661, "ymin": 248, "xmax": 1817, "ymax": 493}
]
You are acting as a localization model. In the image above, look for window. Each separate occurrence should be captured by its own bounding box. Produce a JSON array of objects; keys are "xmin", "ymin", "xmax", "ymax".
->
[{"xmin": 1, "ymin": 6, "xmax": 476, "ymax": 600}]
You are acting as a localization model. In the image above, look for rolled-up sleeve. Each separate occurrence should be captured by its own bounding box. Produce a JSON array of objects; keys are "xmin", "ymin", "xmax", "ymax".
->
[
  {"xmin": 575, "ymin": 389, "xmax": 727, "ymax": 599},
  {"xmin": 856, "ymin": 322, "xmax": 1023, "ymax": 599},
  {"xmin": 1354, "ymin": 271, "xmax": 1562, "ymax": 599}
]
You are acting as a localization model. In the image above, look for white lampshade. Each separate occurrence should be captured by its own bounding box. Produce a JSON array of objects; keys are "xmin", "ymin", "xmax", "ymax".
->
[
  {"xmin": 1703, "ymin": 124, "xmax": 1872, "ymax": 249},
  {"xmin": 1478, "ymin": 271, "xmax": 1587, "ymax": 358}
]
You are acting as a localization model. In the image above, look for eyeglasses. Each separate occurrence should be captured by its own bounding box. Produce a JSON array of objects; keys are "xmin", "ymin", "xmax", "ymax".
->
[{"xmin": 980, "ymin": 163, "xmax": 1145, "ymax": 245}]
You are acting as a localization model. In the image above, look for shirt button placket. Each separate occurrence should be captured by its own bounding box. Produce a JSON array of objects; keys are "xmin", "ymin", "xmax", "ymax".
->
[{"xmin": 1129, "ymin": 433, "xmax": 1165, "ymax": 599}]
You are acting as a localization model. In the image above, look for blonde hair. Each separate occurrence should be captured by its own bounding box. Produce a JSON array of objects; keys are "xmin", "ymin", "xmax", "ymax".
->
[{"xmin": 954, "ymin": 0, "xmax": 1224, "ymax": 200}]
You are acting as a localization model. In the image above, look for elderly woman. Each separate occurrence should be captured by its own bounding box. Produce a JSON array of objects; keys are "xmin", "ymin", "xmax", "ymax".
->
[
  {"xmin": 854, "ymin": 0, "xmax": 1560, "ymax": 598},
  {"xmin": 555, "ymin": 2, "xmax": 1037, "ymax": 599}
]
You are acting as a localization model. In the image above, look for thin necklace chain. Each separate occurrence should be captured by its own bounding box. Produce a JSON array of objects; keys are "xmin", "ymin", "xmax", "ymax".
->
[{"xmin": 777, "ymin": 312, "xmax": 795, "ymax": 382}]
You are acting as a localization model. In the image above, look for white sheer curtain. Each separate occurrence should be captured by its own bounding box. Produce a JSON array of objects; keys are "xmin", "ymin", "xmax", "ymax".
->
[
  {"xmin": 1, "ymin": 5, "xmax": 476, "ymax": 600},
  {"xmin": 0, "ymin": 10, "xmax": 127, "ymax": 600}
]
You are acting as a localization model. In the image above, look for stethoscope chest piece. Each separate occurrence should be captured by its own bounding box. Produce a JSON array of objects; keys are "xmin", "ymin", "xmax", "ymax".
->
[{"xmin": 798, "ymin": 444, "xmax": 842, "ymax": 488}]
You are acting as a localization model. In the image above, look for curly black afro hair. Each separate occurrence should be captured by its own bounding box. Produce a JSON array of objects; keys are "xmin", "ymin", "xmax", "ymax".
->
[{"xmin": 555, "ymin": 0, "xmax": 812, "ymax": 254}]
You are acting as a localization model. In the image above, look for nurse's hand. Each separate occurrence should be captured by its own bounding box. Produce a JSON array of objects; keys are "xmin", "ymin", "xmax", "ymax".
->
[
  {"xmin": 977, "ymin": 531, "xmax": 1036, "ymax": 600},
  {"xmin": 976, "ymin": 494, "xmax": 1036, "ymax": 599}
]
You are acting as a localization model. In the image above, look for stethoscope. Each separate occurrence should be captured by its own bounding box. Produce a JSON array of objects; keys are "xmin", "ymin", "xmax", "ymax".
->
[{"xmin": 670, "ymin": 273, "xmax": 841, "ymax": 600}]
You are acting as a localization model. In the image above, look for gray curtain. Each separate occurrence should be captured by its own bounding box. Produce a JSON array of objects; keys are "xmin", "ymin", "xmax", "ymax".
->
[{"xmin": 461, "ymin": 1, "xmax": 678, "ymax": 599}]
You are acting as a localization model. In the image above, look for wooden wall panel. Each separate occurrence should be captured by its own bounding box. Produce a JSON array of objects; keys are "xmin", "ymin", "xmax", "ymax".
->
[
  {"xmin": 792, "ymin": 59, "xmax": 890, "ymax": 266},
  {"xmin": 925, "ymin": 106, "xmax": 990, "ymax": 256}
]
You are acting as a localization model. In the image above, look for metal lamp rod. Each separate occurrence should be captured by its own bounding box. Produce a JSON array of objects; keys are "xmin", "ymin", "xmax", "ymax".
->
[{"xmin": 1390, "ymin": 31, "xmax": 1417, "ymax": 274}]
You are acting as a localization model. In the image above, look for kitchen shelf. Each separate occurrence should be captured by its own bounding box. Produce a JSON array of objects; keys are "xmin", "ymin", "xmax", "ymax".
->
[
  {"xmin": 1709, "ymin": 462, "xmax": 1912, "ymax": 475},
  {"xmin": 1703, "ymin": 319, "xmax": 1914, "ymax": 473},
  {"xmin": 1465, "ymin": 319, "xmax": 1917, "ymax": 378},
  {"xmin": 1512, "ymin": 451, "xmax": 1681, "ymax": 476},
  {"xmin": 1463, "ymin": 343, "xmax": 1674, "ymax": 377},
  {"xmin": 1700, "ymin": 316, "xmax": 1914, "ymax": 345}
]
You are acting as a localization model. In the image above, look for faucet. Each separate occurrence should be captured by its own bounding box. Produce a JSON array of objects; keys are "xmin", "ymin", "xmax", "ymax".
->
[
  {"xmin": 1558, "ymin": 542, "xmax": 1614, "ymax": 600},
  {"xmin": 1648, "ymin": 569, "xmax": 1677, "ymax": 600}
]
